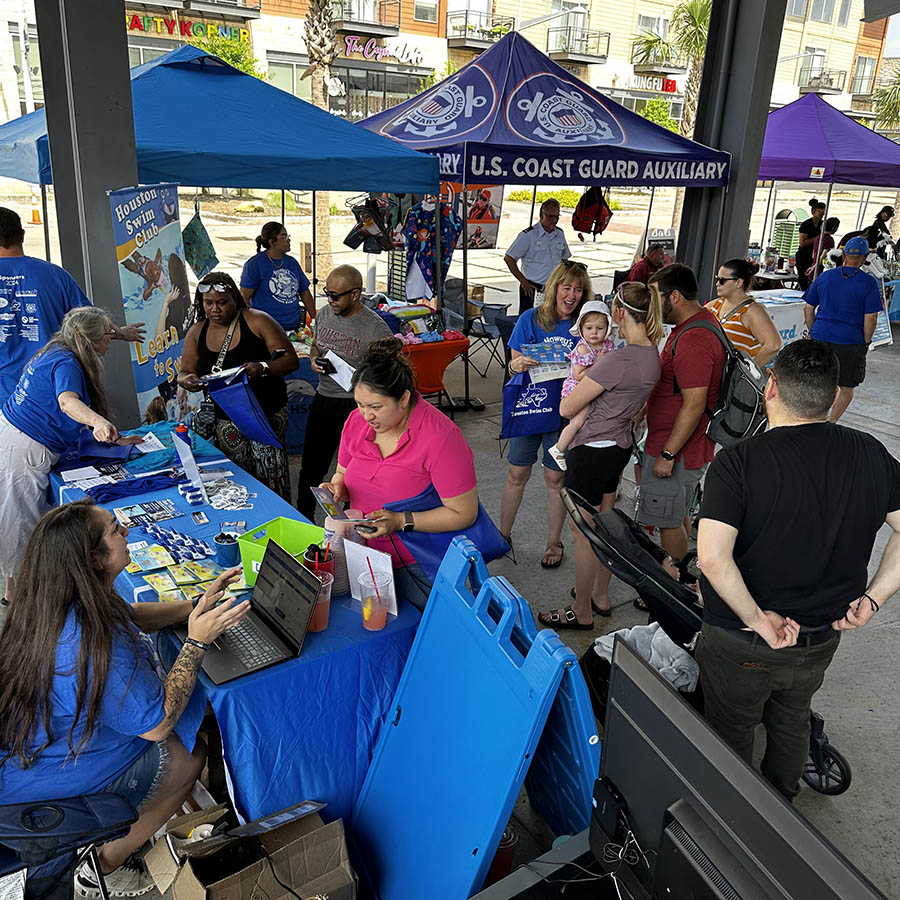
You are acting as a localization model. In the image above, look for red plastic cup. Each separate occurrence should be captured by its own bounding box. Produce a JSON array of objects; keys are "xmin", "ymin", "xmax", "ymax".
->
[{"xmin": 309, "ymin": 572, "xmax": 333, "ymax": 633}]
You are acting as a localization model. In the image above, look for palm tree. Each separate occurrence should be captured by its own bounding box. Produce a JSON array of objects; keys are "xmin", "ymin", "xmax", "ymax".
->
[
  {"xmin": 302, "ymin": 0, "xmax": 336, "ymax": 277},
  {"xmin": 873, "ymin": 60, "xmax": 900, "ymax": 240},
  {"xmin": 632, "ymin": 0, "xmax": 711, "ymax": 229}
]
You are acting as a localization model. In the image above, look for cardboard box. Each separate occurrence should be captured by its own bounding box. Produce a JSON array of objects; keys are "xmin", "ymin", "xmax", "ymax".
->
[{"xmin": 146, "ymin": 801, "xmax": 356, "ymax": 900}]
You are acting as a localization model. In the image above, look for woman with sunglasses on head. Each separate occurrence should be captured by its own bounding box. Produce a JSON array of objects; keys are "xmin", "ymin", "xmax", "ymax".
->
[
  {"xmin": 539, "ymin": 282, "xmax": 663, "ymax": 629},
  {"xmin": 240, "ymin": 221, "xmax": 316, "ymax": 328},
  {"xmin": 0, "ymin": 306, "xmax": 143, "ymax": 600},
  {"xmin": 501, "ymin": 259, "xmax": 591, "ymax": 569},
  {"xmin": 178, "ymin": 272, "xmax": 298, "ymax": 499},
  {"xmin": 707, "ymin": 259, "xmax": 782, "ymax": 368}
]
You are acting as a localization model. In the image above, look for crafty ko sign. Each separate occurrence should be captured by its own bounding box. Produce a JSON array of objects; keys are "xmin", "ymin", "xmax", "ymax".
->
[
  {"xmin": 125, "ymin": 12, "xmax": 250, "ymax": 42},
  {"xmin": 110, "ymin": 184, "xmax": 194, "ymax": 421},
  {"xmin": 343, "ymin": 35, "xmax": 423, "ymax": 66}
]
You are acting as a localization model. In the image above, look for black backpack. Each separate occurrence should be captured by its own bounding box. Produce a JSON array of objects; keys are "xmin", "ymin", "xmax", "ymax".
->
[
  {"xmin": 572, "ymin": 187, "xmax": 613, "ymax": 241},
  {"xmin": 670, "ymin": 317, "xmax": 768, "ymax": 447}
]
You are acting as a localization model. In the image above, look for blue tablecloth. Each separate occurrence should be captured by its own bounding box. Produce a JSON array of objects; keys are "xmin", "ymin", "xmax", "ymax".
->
[{"xmin": 49, "ymin": 446, "xmax": 420, "ymax": 824}]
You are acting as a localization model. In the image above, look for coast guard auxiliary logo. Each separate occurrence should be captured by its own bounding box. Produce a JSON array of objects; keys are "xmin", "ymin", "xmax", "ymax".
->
[
  {"xmin": 506, "ymin": 73, "xmax": 625, "ymax": 146},
  {"xmin": 379, "ymin": 65, "xmax": 497, "ymax": 144}
]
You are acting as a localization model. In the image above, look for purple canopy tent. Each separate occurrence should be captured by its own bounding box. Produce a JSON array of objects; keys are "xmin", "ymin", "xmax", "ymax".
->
[
  {"xmin": 757, "ymin": 93, "xmax": 900, "ymax": 254},
  {"xmin": 359, "ymin": 32, "xmax": 731, "ymax": 406}
]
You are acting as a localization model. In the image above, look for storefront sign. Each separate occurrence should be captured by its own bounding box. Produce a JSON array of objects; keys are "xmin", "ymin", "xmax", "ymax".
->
[
  {"xmin": 626, "ymin": 74, "xmax": 677, "ymax": 93},
  {"xmin": 343, "ymin": 35, "xmax": 424, "ymax": 66},
  {"xmin": 125, "ymin": 13, "xmax": 250, "ymax": 42}
]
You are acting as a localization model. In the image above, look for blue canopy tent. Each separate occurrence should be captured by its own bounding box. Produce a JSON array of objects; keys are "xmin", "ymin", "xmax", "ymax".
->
[
  {"xmin": 0, "ymin": 45, "xmax": 439, "ymax": 289},
  {"xmin": 359, "ymin": 32, "xmax": 731, "ymax": 404},
  {"xmin": 0, "ymin": 45, "xmax": 438, "ymax": 192}
]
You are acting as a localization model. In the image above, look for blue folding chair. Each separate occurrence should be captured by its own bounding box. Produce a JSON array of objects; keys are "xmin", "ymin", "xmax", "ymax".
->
[{"xmin": 0, "ymin": 793, "xmax": 136, "ymax": 900}]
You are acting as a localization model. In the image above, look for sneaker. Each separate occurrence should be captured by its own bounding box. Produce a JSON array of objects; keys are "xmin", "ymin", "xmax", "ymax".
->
[
  {"xmin": 75, "ymin": 855, "xmax": 155, "ymax": 898},
  {"xmin": 548, "ymin": 443, "xmax": 567, "ymax": 471}
]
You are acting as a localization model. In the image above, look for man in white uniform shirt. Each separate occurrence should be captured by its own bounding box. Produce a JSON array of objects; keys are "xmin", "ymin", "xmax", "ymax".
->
[{"xmin": 504, "ymin": 199, "xmax": 572, "ymax": 315}]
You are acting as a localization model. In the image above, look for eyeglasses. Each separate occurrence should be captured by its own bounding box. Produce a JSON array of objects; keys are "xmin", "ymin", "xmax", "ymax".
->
[
  {"xmin": 716, "ymin": 276, "xmax": 738, "ymax": 285},
  {"xmin": 323, "ymin": 288, "xmax": 357, "ymax": 301},
  {"xmin": 198, "ymin": 283, "xmax": 231, "ymax": 295}
]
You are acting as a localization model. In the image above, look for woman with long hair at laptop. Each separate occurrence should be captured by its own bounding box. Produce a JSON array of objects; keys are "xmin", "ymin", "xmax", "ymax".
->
[{"xmin": 0, "ymin": 499, "xmax": 249, "ymax": 898}]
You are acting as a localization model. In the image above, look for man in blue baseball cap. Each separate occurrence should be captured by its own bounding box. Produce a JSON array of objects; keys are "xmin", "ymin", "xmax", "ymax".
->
[{"xmin": 802, "ymin": 235, "xmax": 883, "ymax": 422}]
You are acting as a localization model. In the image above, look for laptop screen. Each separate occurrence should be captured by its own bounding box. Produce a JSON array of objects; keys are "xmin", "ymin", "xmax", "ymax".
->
[{"xmin": 251, "ymin": 540, "xmax": 320, "ymax": 654}]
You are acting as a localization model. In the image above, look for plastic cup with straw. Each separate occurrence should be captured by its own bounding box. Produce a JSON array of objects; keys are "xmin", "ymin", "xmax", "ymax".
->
[{"xmin": 359, "ymin": 559, "xmax": 390, "ymax": 631}]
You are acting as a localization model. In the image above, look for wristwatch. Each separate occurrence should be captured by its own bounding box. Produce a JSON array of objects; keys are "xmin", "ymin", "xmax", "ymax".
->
[
  {"xmin": 660, "ymin": 450, "xmax": 676, "ymax": 461},
  {"xmin": 401, "ymin": 511, "xmax": 415, "ymax": 533}
]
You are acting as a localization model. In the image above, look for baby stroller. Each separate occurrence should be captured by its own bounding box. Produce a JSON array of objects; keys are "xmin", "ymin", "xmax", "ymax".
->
[{"xmin": 561, "ymin": 487, "xmax": 851, "ymax": 796}]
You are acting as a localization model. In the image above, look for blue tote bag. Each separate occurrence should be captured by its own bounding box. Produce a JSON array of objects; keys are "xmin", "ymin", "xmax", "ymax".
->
[
  {"xmin": 208, "ymin": 371, "xmax": 282, "ymax": 448},
  {"xmin": 384, "ymin": 485, "xmax": 510, "ymax": 581},
  {"xmin": 500, "ymin": 372, "xmax": 562, "ymax": 439}
]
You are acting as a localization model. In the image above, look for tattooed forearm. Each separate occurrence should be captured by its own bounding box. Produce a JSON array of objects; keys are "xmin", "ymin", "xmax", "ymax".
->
[{"xmin": 159, "ymin": 643, "xmax": 205, "ymax": 734}]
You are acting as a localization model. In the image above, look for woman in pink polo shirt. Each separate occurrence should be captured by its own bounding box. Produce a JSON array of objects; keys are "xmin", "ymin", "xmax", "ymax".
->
[{"xmin": 319, "ymin": 338, "xmax": 478, "ymax": 608}]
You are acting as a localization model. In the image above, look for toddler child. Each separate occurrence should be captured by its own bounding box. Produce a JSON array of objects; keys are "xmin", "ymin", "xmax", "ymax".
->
[{"xmin": 549, "ymin": 300, "xmax": 614, "ymax": 471}]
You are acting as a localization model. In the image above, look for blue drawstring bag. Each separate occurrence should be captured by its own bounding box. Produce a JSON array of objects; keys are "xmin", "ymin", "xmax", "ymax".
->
[
  {"xmin": 208, "ymin": 371, "xmax": 282, "ymax": 448},
  {"xmin": 500, "ymin": 372, "xmax": 562, "ymax": 439},
  {"xmin": 55, "ymin": 430, "xmax": 138, "ymax": 471},
  {"xmin": 384, "ymin": 485, "xmax": 510, "ymax": 581}
]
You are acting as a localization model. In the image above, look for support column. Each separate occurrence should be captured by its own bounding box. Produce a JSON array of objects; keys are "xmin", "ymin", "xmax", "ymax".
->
[
  {"xmin": 677, "ymin": 0, "xmax": 788, "ymax": 298},
  {"xmin": 33, "ymin": 0, "xmax": 140, "ymax": 424}
]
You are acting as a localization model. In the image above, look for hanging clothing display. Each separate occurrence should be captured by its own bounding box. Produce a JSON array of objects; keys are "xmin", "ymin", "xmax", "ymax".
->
[
  {"xmin": 402, "ymin": 201, "xmax": 462, "ymax": 301},
  {"xmin": 343, "ymin": 198, "xmax": 395, "ymax": 253}
]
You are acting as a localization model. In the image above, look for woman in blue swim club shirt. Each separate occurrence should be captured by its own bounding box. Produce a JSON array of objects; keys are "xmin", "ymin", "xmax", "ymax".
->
[{"xmin": 0, "ymin": 307, "xmax": 138, "ymax": 593}]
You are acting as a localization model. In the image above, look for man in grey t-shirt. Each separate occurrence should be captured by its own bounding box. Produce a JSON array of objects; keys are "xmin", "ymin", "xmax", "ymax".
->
[{"xmin": 296, "ymin": 265, "xmax": 391, "ymax": 519}]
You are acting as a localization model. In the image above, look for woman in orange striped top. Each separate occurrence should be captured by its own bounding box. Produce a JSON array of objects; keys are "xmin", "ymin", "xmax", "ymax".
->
[{"xmin": 707, "ymin": 258, "xmax": 782, "ymax": 367}]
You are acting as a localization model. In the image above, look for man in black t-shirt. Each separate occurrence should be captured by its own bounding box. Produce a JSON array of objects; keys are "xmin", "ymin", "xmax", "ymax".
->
[{"xmin": 696, "ymin": 340, "xmax": 900, "ymax": 799}]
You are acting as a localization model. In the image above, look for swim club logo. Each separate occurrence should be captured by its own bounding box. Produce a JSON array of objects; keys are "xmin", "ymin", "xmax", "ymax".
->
[
  {"xmin": 379, "ymin": 65, "xmax": 497, "ymax": 144},
  {"xmin": 269, "ymin": 268, "xmax": 299, "ymax": 305},
  {"xmin": 506, "ymin": 73, "xmax": 625, "ymax": 146}
]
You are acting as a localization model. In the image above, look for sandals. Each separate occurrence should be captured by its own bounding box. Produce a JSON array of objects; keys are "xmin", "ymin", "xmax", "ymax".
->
[
  {"xmin": 569, "ymin": 587, "xmax": 611, "ymax": 617},
  {"xmin": 540, "ymin": 541, "xmax": 565, "ymax": 569},
  {"xmin": 501, "ymin": 534, "xmax": 517, "ymax": 565},
  {"xmin": 538, "ymin": 604, "xmax": 594, "ymax": 631}
]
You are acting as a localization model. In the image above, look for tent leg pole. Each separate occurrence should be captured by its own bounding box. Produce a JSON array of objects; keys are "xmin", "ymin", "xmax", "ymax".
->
[
  {"xmin": 760, "ymin": 183, "xmax": 774, "ymax": 247},
  {"xmin": 709, "ymin": 187, "xmax": 728, "ymax": 297},
  {"xmin": 281, "ymin": 189, "xmax": 285, "ymax": 222},
  {"xmin": 642, "ymin": 187, "xmax": 655, "ymax": 256},
  {"xmin": 529, "ymin": 186, "xmax": 537, "ymax": 226},
  {"xmin": 857, "ymin": 190, "xmax": 870, "ymax": 231},
  {"xmin": 312, "ymin": 191, "xmax": 317, "ymax": 295},
  {"xmin": 41, "ymin": 184, "xmax": 50, "ymax": 261},
  {"xmin": 453, "ymin": 181, "xmax": 484, "ymax": 412},
  {"xmin": 816, "ymin": 183, "xmax": 833, "ymax": 282}
]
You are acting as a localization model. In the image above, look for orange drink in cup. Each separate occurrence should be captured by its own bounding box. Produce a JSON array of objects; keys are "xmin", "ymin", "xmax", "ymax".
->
[{"xmin": 358, "ymin": 570, "xmax": 391, "ymax": 631}]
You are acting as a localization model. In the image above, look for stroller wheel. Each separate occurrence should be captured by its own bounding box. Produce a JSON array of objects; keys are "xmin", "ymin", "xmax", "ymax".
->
[{"xmin": 802, "ymin": 744, "xmax": 852, "ymax": 795}]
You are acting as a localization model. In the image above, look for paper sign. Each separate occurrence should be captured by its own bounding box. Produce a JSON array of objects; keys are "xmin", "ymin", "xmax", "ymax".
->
[
  {"xmin": 61, "ymin": 465, "xmax": 101, "ymax": 482},
  {"xmin": 324, "ymin": 350, "xmax": 355, "ymax": 392},
  {"xmin": 343, "ymin": 541, "xmax": 398, "ymax": 615},
  {"xmin": 134, "ymin": 432, "xmax": 165, "ymax": 453},
  {"xmin": 174, "ymin": 435, "xmax": 208, "ymax": 501}
]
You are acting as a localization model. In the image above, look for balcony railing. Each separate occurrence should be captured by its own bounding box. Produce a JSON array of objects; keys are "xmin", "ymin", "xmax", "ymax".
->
[
  {"xmin": 798, "ymin": 68, "xmax": 846, "ymax": 93},
  {"xmin": 850, "ymin": 73, "xmax": 875, "ymax": 96},
  {"xmin": 446, "ymin": 11, "xmax": 514, "ymax": 50},
  {"xmin": 330, "ymin": 0, "xmax": 400, "ymax": 34},
  {"xmin": 546, "ymin": 27, "xmax": 610, "ymax": 62},
  {"xmin": 182, "ymin": 0, "xmax": 261, "ymax": 14},
  {"xmin": 630, "ymin": 41, "xmax": 687, "ymax": 74}
]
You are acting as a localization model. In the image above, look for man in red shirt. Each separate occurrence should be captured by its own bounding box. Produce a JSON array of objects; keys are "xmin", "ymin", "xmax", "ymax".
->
[
  {"xmin": 639, "ymin": 264, "xmax": 726, "ymax": 562},
  {"xmin": 627, "ymin": 243, "xmax": 665, "ymax": 285}
]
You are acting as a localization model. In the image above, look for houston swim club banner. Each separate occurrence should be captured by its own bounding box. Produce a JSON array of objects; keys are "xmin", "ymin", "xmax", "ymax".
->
[{"xmin": 110, "ymin": 184, "xmax": 193, "ymax": 421}]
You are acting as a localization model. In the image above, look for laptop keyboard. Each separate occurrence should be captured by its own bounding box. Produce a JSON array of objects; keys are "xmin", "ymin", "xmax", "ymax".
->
[{"xmin": 217, "ymin": 618, "xmax": 283, "ymax": 668}]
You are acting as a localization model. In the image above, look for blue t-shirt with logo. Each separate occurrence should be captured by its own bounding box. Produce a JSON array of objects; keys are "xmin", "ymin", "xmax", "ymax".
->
[
  {"xmin": 0, "ymin": 256, "xmax": 90, "ymax": 403},
  {"xmin": 509, "ymin": 307, "xmax": 578, "ymax": 355},
  {"xmin": 804, "ymin": 267, "xmax": 883, "ymax": 345},
  {"xmin": 2, "ymin": 347, "xmax": 89, "ymax": 452},
  {"xmin": 240, "ymin": 252, "xmax": 310, "ymax": 330},
  {"xmin": 0, "ymin": 610, "xmax": 164, "ymax": 802}
]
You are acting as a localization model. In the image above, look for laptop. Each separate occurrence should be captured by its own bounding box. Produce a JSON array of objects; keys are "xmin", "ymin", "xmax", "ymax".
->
[{"xmin": 174, "ymin": 540, "xmax": 320, "ymax": 685}]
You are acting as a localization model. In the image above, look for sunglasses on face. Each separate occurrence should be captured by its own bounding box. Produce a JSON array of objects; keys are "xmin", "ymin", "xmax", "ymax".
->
[
  {"xmin": 716, "ymin": 276, "xmax": 738, "ymax": 285},
  {"xmin": 323, "ymin": 288, "xmax": 357, "ymax": 301},
  {"xmin": 198, "ymin": 283, "xmax": 232, "ymax": 295}
]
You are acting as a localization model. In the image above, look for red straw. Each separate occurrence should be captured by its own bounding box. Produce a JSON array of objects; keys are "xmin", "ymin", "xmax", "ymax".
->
[
  {"xmin": 366, "ymin": 558, "xmax": 382, "ymax": 604},
  {"xmin": 315, "ymin": 549, "xmax": 319, "ymax": 578},
  {"xmin": 324, "ymin": 541, "xmax": 331, "ymax": 562}
]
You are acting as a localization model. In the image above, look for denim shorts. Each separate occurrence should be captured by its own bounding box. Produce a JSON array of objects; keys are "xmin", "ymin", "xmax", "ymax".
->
[
  {"xmin": 100, "ymin": 740, "xmax": 167, "ymax": 810},
  {"xmin": 507, "ymin": 431, "xmax": 562, "ymax": 470}
]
